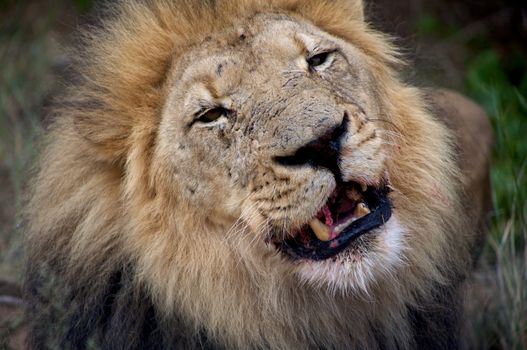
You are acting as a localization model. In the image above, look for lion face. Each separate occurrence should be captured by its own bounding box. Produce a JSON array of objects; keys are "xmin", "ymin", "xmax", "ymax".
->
[
  {"xmin": 156, "ymin": 14, "xmax": 403, "ymax": 291},
  {"xmin": 26, "ymin": 1, "xmax": 480, "ymax": 348}
]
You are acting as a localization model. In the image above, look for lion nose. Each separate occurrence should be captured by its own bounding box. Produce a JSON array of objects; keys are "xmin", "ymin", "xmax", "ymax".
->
[{"xmin": 274, "ymin": 112, "xmax": 349, "ymax": 180}]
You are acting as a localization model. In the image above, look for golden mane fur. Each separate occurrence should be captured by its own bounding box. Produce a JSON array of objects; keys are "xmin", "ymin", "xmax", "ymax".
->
[{"xmin": 24, "ymin": 0, "xmax": 491, "ymax": 349}]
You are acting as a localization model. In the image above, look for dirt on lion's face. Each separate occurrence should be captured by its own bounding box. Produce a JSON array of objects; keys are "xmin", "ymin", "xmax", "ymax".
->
[{"xmin": 157, "ymin": 15, "xmax": 399, "ymax": 290}]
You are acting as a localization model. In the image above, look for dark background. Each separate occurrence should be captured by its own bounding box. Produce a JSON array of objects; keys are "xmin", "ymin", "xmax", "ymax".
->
[{"xmin": 1, "ymin": 1, "xmax": 526, "ymax": 348}]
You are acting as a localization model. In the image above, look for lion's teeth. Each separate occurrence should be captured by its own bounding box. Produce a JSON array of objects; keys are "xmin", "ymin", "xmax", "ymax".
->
[
  {"xmin": 361, "ymin": 183, "xmax": 368, "ymax": 192},
  {"xmin": 355, "ymin": 202, "xmax": 370, "ymax": 218},
  {"xmin": 334, "ymin": 203, "xmax": 371, "ymax": 234},
  {"xmin": 309, "ymin": 218, "xmax": 331, "ymax": 241}
]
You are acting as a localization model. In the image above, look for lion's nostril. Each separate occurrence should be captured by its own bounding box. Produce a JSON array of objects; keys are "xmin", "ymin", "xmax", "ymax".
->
[{"xmin": 273, "ymin": 112, "xmax": 349, "ymax": 179}]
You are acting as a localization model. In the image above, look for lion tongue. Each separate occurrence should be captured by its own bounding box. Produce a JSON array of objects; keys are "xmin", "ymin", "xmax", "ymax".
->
[
  {"xmin": 321, "ymin": 205, "xmax": 333, "ymax": 226},
  {"xmin": 308, "ymin": 205, "xmax": 333, "ymax": 241}
]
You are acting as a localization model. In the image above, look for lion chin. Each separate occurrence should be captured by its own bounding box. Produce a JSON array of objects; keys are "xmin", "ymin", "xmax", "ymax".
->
[
  {"xmin": 294, "ymin": 216, "xmax": 406, "ymax": 293},
  {"xmin": 24, "ymin": 0, "xmax": 492, "ymax": 349}
]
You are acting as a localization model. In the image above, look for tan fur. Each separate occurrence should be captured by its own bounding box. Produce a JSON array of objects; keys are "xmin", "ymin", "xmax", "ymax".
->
[{"xmin": 25, "ymin": 1, "xmax": 491, "ymax": 349}]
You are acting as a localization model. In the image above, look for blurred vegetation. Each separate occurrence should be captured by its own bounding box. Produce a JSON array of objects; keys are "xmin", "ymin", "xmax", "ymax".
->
[
  {"xmin": 0, "ymin": 1, "xmax": 57, "ymax": 278},
  {"xmin": 73, "ymin": 0, "xmax": 94, "ymax": 13},
  {"xmin": 411, "ymin": 7, "xmax": 527, "ymax": 349},
  {"xmin": 0, "ymin": 0, "xmax": 93, "ymax": 13},
  {"xmin": 463, "ymin": 35, "xmax": 526, "ymax": 244},
  {"xmin": 0, "ymin": 1, "xmax": 526, "ymax": 349},
  {"xmin": 464, "ymin": 42, "xmax": 527, "ymax": 350},
  {"xmin": 464, "ymin": 45, "xmax": 527, "ymax": 350}
]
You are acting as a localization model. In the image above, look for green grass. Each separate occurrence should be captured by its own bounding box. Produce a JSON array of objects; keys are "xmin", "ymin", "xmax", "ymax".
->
[
  {"xmin": 414, "ymin": 12, "xmax": 527, "ymax": 346},
  {"xmin": 464, "ymin": 50, "xmax": 527, "ymax": 349},
  {"xmin": 466, "ymin": 49, "xmax": 527, "ymax": 236},
  {"xmin": 0, "ymin": 3, "xmax": 54, "ymax": 277},
  {"xmin": 432, "ymin": 13, "xmax": 527, "ymax": 348}
]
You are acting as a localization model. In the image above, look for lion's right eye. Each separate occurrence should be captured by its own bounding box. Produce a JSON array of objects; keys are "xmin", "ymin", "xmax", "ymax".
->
[
  {"xmin": 307, "ymin": 52, "xmax": 330, "ymax": 68},
  {"xmin": 195, "ymin": 107, "xmax": 229, "ymax": 124},
  {"xmin": 306, "ymin": 51, "xmax": 335, "ymax": 72}
]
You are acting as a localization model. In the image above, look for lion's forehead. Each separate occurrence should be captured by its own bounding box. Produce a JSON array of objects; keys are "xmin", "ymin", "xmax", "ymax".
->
[{"xmin": 175, "ymin": 16, "xmax": 329, "ymax": 86}]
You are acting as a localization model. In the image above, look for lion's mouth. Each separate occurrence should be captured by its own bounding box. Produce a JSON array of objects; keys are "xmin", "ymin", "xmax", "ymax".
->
[{"xmin": 275, "ymin": 182, "xmax": 392, "ymax": 261}]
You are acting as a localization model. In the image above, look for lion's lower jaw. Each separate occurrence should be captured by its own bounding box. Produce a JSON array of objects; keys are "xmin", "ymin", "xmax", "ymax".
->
[{"xmin": 296, "ymin": 216, "xmax": 405, "ymax": 294}]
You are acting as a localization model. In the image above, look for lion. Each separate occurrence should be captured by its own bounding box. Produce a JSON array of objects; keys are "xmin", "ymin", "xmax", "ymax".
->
[{"xmin": 24, "ymin": 0, "xmax": 492, "ymax": 349}]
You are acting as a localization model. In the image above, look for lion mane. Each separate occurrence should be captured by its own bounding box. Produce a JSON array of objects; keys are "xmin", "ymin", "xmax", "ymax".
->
[{"xmin": 24, "ymin": 0, "xmax": 492, "ymax": 349}]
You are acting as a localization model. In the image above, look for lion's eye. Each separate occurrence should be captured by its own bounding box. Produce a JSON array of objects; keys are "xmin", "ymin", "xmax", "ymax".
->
[
  {"xmin": 196, "ymin": 107, "xmax": 228, "ymax": 124},
  {"xmin": 307, "ymin": 52, "xmax": 329, "ymax": 67},
  {"xmin": 307, "ymin": 52, "xmax": 332, "ymax": 69}
]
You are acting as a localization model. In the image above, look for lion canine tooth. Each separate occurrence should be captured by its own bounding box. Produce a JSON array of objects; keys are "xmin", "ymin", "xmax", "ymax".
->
[
  {"xmin": 309, "ymin": 218, "xmax": 331, "ymax": 241},
  {"xmin": 355, "ymin": 202, "xmax": 370, "ymax": 218},
  {"xmin": 361, "ymin": 183, "xmax": 368, "ymax": 192}
]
